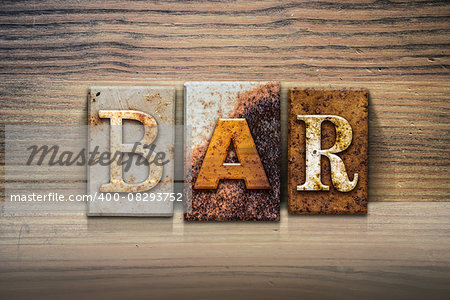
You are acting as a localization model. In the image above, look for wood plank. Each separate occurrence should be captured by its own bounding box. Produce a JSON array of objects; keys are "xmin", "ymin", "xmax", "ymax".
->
[
  {"xmin": 0, "ymin": 2, "xmax": 449, "ymax": 299},
  {"xmin": 0, "ymin": 1, "xmax": 449, "ymax": 80},
  {"xmin": 1, "ymin": 81, "xmax": 448, "ymax": 202},
  {"xmin": 0, "ymin": 202, "xmax": 449, "ymax": 299},
  {"xmin": 0, "ymin": 1, "xmax": 448, "ymax": 202}
]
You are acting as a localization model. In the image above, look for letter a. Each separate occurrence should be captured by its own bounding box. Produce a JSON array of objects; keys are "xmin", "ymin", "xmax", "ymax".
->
[{"xmin": 194, "ymin": 119, "xmax": 270, "ymax": 189}]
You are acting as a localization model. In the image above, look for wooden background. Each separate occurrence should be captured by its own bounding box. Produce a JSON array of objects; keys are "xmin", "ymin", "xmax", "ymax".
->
[{"xmin": 0, "ymin": 1, "xmax": 449, "ymax": 299}]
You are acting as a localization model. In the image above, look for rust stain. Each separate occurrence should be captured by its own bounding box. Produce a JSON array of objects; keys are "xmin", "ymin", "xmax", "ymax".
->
[
  {"xmin": 146, "ymin": 92, "xmax": 172, "ymax": 122},
  {"xmin": 146, "ymin": 92, "xmax": 162, "ymax": 102},
  {"xmin": 88, "ymin": 114, "xmax": 102, "ymax": 126},
  {"xmin": 127, "ymin": 174, "xmax": 137, "ymax": 184}
]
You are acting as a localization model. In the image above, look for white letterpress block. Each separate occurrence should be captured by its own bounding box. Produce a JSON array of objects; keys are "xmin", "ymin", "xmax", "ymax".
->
[{"xmin": 88, "ymin": 86, "xmax": 175, "ymax": 216}]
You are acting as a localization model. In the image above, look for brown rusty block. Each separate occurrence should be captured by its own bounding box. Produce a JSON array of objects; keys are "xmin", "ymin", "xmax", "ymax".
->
[
  {"xmin": 288, "ymin": 89, "xmax": 368, "ymax": 214},
  {"xmin": 185, "ymin": 82, "xmax": 281, "ymax": 221}
]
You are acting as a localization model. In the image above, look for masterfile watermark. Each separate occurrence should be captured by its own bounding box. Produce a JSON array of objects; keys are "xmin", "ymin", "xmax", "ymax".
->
[
  {"xmin": 4, "ymin": 124, "xmax": 187, "ymax": 214},
  {"xmin": 26, "ymin": 142, "xmax": 170, "ymax": 172},
  {"xmin": 9, "ymin": 192, "xmax": 183, "ymax": 203}
]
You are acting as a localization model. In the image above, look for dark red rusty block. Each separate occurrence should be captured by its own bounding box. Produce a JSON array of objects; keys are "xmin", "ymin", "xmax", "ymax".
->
[{"xmin": 288, "ymin": 89, "xmax": 369, "ymax": 214}]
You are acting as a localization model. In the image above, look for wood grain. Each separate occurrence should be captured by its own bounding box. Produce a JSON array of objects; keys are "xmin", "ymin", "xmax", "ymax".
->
[
  {"xmin": 0, "ymin": 0, "xmax": 449, "ymax": 202},
  {"xmin": 0, "ymin": 2, "xmax": 449, "ymax": 298},
  {"xmin": 0, "ymin": 202, "xmax": 449, "ymax": 299}
]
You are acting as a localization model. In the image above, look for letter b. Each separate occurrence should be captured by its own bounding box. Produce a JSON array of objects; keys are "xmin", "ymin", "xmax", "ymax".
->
[{"xmin": 99, "ymin": 110, "xmax": 163, "ymax": 193}]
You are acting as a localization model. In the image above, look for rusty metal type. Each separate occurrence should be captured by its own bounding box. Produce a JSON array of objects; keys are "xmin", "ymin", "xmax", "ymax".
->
[
  {"xmin": 88, "ymin": 86, "xmax": 175, "ymax": 216},
  {"xmin": 98, "ymin": 110, "xmax": 163, "ymax": 193},
  {"xmin": 185, "ymin": 82, "xmax": 281, "ymax": 221},
  {"xmin": 288, "ymin": 89, "xmax": 369, "ymax": 214},
  {"xmin": 194, "ymin": 119, "xmax": 271, "ymax": 190}
]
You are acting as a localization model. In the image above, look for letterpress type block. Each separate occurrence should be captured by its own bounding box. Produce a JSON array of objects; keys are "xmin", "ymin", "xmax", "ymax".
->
[
  {"xmin": 88, "ymin": 86, "xmax": 175, "ymax": 216},
  {"xmin": 185, "ymin": 82, "xmax": 281, "ymax": 221},
  {"xmin": 288, "ymin": 89, "xmax": 369, "ymax": 214}
]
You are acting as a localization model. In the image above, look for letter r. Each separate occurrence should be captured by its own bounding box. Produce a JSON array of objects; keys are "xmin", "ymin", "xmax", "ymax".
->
[{"xmin": 297, "ymin": 115, "xmax": 358, "ymax": 192}]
